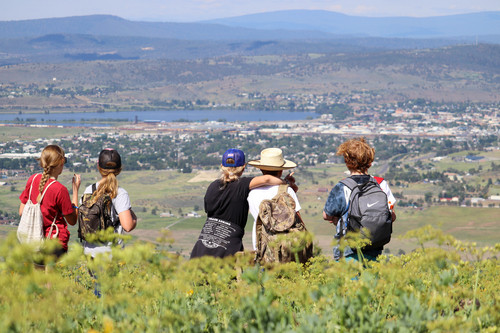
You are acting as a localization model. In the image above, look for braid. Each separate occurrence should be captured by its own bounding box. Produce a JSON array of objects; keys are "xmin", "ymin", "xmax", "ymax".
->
[{"xmin": 38, "ymin": 167, "xmax": 51, "ymax": 193}]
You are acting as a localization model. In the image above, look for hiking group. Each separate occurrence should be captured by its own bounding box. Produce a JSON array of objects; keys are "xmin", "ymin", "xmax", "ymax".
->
[
  {"xmin": 18, "ymin": 145, "xmax": 137, "ymax": 264},
  {"xmin": 191, "ymin": 137, "xmax": 396, "ymax": 263},
  {"xmin": 18, "ymin": 137, "xmax": 396, "ymax": 264}
]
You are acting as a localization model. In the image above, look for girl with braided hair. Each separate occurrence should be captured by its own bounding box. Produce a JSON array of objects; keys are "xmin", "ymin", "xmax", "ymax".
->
[{"xmin": 19, "ymin": 145, "xmax": 81, "ymax": 255}]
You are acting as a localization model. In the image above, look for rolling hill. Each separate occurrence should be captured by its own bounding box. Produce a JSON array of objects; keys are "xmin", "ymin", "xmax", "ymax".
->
[
  {"xmin": 0, "ymin": 12, "xmax": 498, "ymax": 65},
  {"xmin": 0, "ymin": 15, "xmax": 336, "ymax": 40},
  {"xmin": 204, "ymin": 10, "xmax": 500, "ymax": 38},
  {"xmin": 1, "ymin": 11, "xmax": 499, "ymax": 40}
]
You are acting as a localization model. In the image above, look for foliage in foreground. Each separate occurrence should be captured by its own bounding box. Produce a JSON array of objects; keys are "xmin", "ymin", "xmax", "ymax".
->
[{"xmin": 0, "ymin": 226, "xmax": 498, "ymax": 333}]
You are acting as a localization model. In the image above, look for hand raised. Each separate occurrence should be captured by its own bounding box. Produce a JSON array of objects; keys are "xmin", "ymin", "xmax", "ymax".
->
[
  {"xmin": 72, "ymin": 174, "xmax": 81, "ymax": 189},
  {"xmin": 285, "ymin": 171, "xmax": 299, "ymax": 192}
]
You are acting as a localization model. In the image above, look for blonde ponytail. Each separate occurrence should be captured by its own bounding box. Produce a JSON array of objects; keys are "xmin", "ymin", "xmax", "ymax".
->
[
  {"xmin": 92, "ymin": 166, "xmax": 121, "ymax": 204},
  {"xmin": 219, "ymin": 165, "xmax": 245, "ymax": 189}
]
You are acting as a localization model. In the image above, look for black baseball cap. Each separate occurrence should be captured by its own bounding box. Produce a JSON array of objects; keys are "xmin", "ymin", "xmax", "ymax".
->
[{"xmin": 99, "ymin": 148, "xmax": 122, "ymax": 169}]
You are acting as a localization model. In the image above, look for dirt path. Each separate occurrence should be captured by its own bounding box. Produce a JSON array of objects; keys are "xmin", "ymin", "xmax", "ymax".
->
[{"xmin": 188, "ymin": 170, "xmax": 219, "ymax": 183}]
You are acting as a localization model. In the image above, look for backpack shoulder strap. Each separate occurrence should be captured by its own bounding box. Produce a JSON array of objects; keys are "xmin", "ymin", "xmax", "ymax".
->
[
  {"xmin": 271, "ymin": 184, "xmax": 289, "ymax": 199},
  {"xmin": 368, "ymin": 176, "xmax": 383, "ymax": 188},
  {"xmin": 340, "ymin": 177, "xmax": 358, "ymax": 190},
  {"xmin": 28, "ymin": 174, "xmax": 41, "ymax": 199},
  {"xmin": 277, "ymin": 184, "xmax": 288, "ymax": 194},
  {"xmin": 340, "ymin": 177, "xmax": 360, "ymax": 216},
  {"xmin": 92, "ymin": 183, "xmax": 97, "ymax": 194},
  {"xmin": 39, "ymin": 179, "xmax": 56, "ymax": 203}
]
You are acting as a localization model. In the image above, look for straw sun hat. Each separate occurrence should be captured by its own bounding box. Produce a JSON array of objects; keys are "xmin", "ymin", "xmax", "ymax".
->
[{"xmin": 248, "ymin": 148, "xmax": 296, "ymax": 171}]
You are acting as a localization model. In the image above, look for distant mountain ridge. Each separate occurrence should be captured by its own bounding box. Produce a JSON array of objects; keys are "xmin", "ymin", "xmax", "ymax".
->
[
  {"xmin": 1, "ymin": 11, "xmax": 499, "ymax": 40},
  {"xmin": 203, "ymin": 10, "xmax": 500, "ymax": 38},
  {"xmin": 1, "ymin": 12, "xmax": 499, "ymax": 66},
  {"xmin": 0, "ymin": 15, "xmax": 336, "ymax": 40}
]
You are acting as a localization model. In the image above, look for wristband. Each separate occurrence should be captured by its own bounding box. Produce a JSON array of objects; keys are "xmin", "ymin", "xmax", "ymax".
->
[{"xmin": 72, "ymin": 204, "xmax": 78, "ymax": 209}]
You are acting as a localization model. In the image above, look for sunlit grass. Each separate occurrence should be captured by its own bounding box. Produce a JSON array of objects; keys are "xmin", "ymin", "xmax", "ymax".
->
[{"xmin": 0, "ymin": 227, "xmax": 498, "ymax": 332}]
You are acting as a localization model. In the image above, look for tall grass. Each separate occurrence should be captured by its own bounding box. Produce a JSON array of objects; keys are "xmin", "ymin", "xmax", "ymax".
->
[{"xmin": 0, "ymin": 226, "xmax": 498, "ymax": 332}]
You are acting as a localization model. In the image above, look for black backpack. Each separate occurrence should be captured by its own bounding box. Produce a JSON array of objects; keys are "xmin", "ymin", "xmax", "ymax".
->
[
  {"xmin": 341, "ymin": 177, "xmax": 392, "ymax": 250},
  {"xmin": 78, "ymin": 183, "xmax": 116, "ymax": 242}
]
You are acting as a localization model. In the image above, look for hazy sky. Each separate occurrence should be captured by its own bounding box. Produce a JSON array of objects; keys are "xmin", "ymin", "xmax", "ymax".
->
[{"xmin": 3, "ymin": 0, "xmax": 500, "ymax": 22}]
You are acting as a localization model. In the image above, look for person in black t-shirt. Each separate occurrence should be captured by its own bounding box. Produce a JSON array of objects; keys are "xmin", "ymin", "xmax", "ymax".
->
[{"xmin": 190, "ymin": 148, "xmax": 283, "ymax": 259}]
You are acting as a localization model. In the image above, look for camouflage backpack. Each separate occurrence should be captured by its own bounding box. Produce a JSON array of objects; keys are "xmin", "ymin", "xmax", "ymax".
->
[
  {"xmin": 255, "ymin": 184, "xmax": 313, "ymax": 264},
  {"xmin": 77, "ymin": 183, "xmax": 116, "ymax": 242}
]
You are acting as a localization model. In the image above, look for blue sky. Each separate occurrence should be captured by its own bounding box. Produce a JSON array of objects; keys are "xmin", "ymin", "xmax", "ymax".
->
[{"xmin": 3, "ymin": 0, "xmax": 500, "ymax": 22}]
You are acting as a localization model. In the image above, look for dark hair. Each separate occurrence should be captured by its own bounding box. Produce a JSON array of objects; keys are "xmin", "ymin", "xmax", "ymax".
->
[
  {"xmin": 261, "ymin": 169, "xmax": 281, "ymax": 177},
  {"xmin": 98, "ymin": 148, "xmax": 122, "ymax": 170}
]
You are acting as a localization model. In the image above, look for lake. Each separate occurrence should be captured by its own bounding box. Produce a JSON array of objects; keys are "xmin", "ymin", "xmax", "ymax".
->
[{"xmin": 0, "ymin": 110, "xmax": 318, "ymax": 127}]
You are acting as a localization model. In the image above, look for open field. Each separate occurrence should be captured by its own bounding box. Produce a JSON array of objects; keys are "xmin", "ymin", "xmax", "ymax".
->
[{"xmin": 0, "ymin": 125, "xmax": 94, "ymax": 143}]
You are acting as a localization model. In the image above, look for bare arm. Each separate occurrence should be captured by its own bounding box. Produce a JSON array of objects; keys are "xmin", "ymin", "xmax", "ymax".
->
[
  {"xmin": 249, "ymin": 175, "xmax": 283, "ymax": 190},
  {"xmin": 119, "ymin": 209, "xmax": 137, "ymax": 232},
  {"xmin": 64, "ymin": 212, "xmax": 77, "ymax": 226},
  {"xmin": 71, "ymin": 174, "xmax": 81, "ymax": 207},
  {"xmin": 19, "ymin": 203, "xmax": 25, "ymax": 216},
  {"xmin": 64, "ymin": 174, "xmax": 82, "ymax": 226},
  {"xmin": 323, "ymin": 211, "xmax": 340, "ymax": 226}
]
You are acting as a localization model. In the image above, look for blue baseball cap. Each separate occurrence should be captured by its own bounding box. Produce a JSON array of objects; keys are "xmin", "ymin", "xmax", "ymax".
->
[{"xmin": 222, "ymin": 149, "xmax": 245, "ymax": 167}]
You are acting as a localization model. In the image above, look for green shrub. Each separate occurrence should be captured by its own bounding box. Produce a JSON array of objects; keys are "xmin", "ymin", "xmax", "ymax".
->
[{"xmin": 0, "ymin": 226, "xmax": 498, "ymax": 332}]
